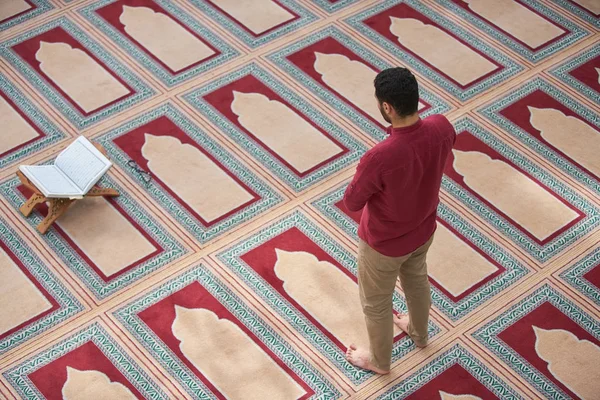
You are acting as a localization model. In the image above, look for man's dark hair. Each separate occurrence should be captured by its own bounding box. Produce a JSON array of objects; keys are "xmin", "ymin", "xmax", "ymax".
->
[{"xmin": 374, "ymin": 67, "xmax": 419, "ymax": 117}]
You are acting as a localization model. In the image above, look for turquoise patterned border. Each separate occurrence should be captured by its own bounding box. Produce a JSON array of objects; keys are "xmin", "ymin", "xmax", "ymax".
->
[
  {"xmin": 79, "ymin": 0, "xmax": 239, "ymax": 87},
  {"xmin": 311, "ymin": 0, "xmax": 363, "ymax": 13},
  {"xmin": 3, "ymin": 322, "xmax": 168, "ymax": 400},
  {"xmin": 560, "ymin": 247, "xmax": 600, "ymax": 307},
  {"xmin": 96, "ymin": 102, "xmax": 283, "ymax": 243},
  {"xmin": 376, "ymin": 343, "xmax": 522, "ymax": 399},
  {"xmin": 549, "ymin": 0, "xmax": 600, "ymax": 28},
  {"xmin": 311, "ymin": 184, "xmax": 358, "ymax": 241},
  {"xmin": 435, "ymin": 0, "xmax": 588, "ymax": 63},
  {"xmin": 479, "ymin": 77, "xmax": 600, "ymax": 194},
  {"xmin": 0, "ymin": 0, "xmax": 54, "ymax": 32},
  {"xmin": 0, "ymin": 17, "xmax": 155, "ymax": 130},
  {"xmin": 550, "ymin": 43, "xmax": 600, "ymax": 105},
  {"xmin": 446, "ymin": 117, "xmax": 599, "ymax": 263},
  {"xmin": 312, "ymin": 184, "xmax": 528, "ymax": 321},
  {"xmin": 473, "ymin": 283, "xmax": 600, "ymax": 399},
  {"xmin": 0, "ymin": 218, "xmax": 83, "ymax": 355},
  {"xmin": 345, "ymin": 0, "xmax": 523, "ymax": 101},
  {"xmin": 267, "ymin": 25, "xmax": 451, "ymax": 141},
  {"xmin": 313, "ymin": 117, "xmax": 598, "ymax": 263},
  {"xmin": 217, "ymin": 210, "xmax": 441, "ymax": 384},
  {"xmin": 114, "ymin": 265, "xmax": 340, "ymax": 399},
  {"xmin": 183, "ymin": 62, "xmax": 367, "ymax": 192},
  {"xmin": 187, "ymin": 0, "xmax": 317, "ymax": 48},
  {"xmin": 0, "ymin": 174, "xmax": 186, "ymax": 300},
  {"xmin": 0, "ymin": 73, "xmax": 65, "ymax": 169}
]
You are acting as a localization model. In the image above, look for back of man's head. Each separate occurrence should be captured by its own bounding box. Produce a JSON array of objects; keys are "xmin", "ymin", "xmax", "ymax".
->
[{"xmin": 374, "ymin": 68, "xmax": 419, "ymax": 117}]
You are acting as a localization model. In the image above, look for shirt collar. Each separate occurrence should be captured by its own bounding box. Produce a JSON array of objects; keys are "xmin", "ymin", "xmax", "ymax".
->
[{"xmin": 387, "ymin": 119, "xmax": 423, "ymax": 135}]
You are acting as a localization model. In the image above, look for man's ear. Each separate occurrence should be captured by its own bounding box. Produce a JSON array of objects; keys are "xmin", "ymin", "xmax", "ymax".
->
[{"xmin": 383, "ymin": 102, "xmax": 393, "ymax": 115}]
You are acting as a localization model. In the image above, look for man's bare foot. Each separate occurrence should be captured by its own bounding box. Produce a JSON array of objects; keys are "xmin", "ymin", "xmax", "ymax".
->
[
  {"xmin": 393, "ymin": 314, "xmax": 427, "ymax": 348},
  {"xmin": 393, "ymin": 313, "xmax": 410, "ymax": 332},
  {"xmin": 345, "ymin": 344, "xmax": 389, "ymax": 375}
]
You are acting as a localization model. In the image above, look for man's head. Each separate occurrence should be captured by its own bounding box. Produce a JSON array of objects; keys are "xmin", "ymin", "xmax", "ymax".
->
[{"xmin": 374, "ymin": 67, "xmax": 419, "ymax": 123}]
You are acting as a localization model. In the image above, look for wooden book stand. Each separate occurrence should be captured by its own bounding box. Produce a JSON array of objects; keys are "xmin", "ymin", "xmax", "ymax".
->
[{"xmin": 17, "ymin": 144, "xmax": 119, "ymax": 234}]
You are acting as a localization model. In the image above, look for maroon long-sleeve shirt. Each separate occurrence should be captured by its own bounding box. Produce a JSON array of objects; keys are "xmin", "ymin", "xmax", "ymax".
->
[{"xmin": 344, "ymin": 115, "xmax": 456, "ymax": 257}]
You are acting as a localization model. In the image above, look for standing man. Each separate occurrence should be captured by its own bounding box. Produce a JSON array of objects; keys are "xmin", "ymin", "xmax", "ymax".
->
[{"xmin": 344, "ymin": 67, "xmax": 455, "ymax": 374}]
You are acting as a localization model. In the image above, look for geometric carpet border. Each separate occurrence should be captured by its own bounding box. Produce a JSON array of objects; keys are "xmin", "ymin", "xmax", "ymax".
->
[
  {"xmin": 185, "ymin": 0, "xmax": 318, "ymax": 49},
  {"xmin": 0, "ymin": 174, "xmax": 187, "ymax": 300},
  {"xmin": 0, "ymin": 73, "xmax": 66, "ymax": 169},
  {"xmin": 375, "ymin": 343, "xmax": 522, "ymax": 399},
  {"xmin": 96, "ymin": 102, "xmax": 284, "ymax": 244},
  {"xmin": 549, "ymin": 0, "xmax": 600, "ymax": 28},
  {"xmin": 446, "ymin": 117, "xmax": 599, "ymax": 263},
  {"xmin": 113, "ymin": 264, "xmax": 341, "ymax": 399},
  {"xmin": 0, "ymin": 17, "xmax": 155, "ymax": 130},
  {"xmin": 435, "ymin": 0, "xmax": 589, "ymax": 63},
  {"xmin": 559, "ymin": 246, "xmax": 600, "ymax": 307},
  {"xmin": 550, "ymin": 43, "xmax": 600, "ymax": 105},
  {"xmin": 311, "ymin": 186, "xmax": 529, "ymax": 321},
  {"xmin": 267, "ymin": 25, "xmax": 452, "ymax": 142},
  {"xmin": 311, "ymin": 0, "xmax": 363, "ymax": 13},
  {"xmin": 79, "ymin": 0, "xmax": 239, "ymax": 87},
  {"xmin": 0, "ymin": 1, "xmax": 54, "ymax": 33},
  {"xmin": 183, "ymin": 63, "xmax": 368, "ymax": 192},
  {"xmin": 0, "ymin": 218, "xmax": 83, "ymax": 355},
  {"xmin": 3, "ymin": 322, "xmax": 168, "ymax": 400},
  {"xmin": 479, "ymin": 77, "xmax": 600, "ymax": 195},
  {"xmin": 472, "ymin": 282, "xmax": 600, "ymax": 399},
  {"xmin": 345, "ymin": 0, "xmax": 523, "ymax": 101},
  {"xmin": 216, "ymin": 210, "xmax": 442, "ymax": 384}
]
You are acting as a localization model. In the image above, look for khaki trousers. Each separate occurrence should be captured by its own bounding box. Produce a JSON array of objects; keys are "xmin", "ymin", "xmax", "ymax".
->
[{"xmin": 358, "ymin": 235, "xmax": 434, "ymax": 370}]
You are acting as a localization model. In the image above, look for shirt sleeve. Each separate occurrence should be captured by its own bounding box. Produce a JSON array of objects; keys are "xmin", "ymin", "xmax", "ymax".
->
[{"xmin": 343, "ymin": 151, "xmax": 383, "ymax": 212}]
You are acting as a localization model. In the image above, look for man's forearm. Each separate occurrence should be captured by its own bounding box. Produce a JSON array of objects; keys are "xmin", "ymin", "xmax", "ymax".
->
[{"xmin": 343, "ymin": 184, "xmax": 367, "ymax": 212}]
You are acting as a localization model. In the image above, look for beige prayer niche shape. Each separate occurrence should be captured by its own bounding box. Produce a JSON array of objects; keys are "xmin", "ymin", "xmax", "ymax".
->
[
  {"xmin": 389, "ymin": 17, "xmax": 498, "ymax": 86},
  {"xmin": 141, "ymin": 133, "xmax": 254, "ymax": 223},
  {"xmin": 171, "ymin": 305, "xmax": 305, "ymax": 400},
  {"xmin": 426, "ymin": 224, "xmax": 497, "ymax": 297},
  {"xmin": 119, "ymin": 6, "xmax": 215, "ymax": 72},
  {"xmin": 230, "ymin": 91, "xmax": 343, "ymax": 173},
  {"xmin": 0, "ymin": 247, "xmax": 52, "ymax": 335},
  {"xmin": 596, "ymin": 67, "xmax": 600, "ymax": 84},
  {"xmin": 0, "ymin": 93, "xmax": 39, "ymax": 155},
  {"xmin": 54, "ymin": 196, "xmax": 156, "ymax": 276},
  {"xmin": 452, "ymin": 149, "xmax": 578, "ymax": 240},
  {"xmin": 533, "ymin": 326, "xmax": 600, "ymax": 400},
  {"xmin": 0, "ymin": 0, "xmax": 31, "ymax": 21},
  {"xmin": 209, "ymin": 0, "xmax": 294, "ymax": 35},
  {"xmin": 61, "ymin": 367, "xmax": 136, "ymax": 400},
  {"xmin": 439, "ymin": 392, "xmax": 483, "ymax": 400},
  {"xmin": 462, "ymin": 0, "xmax": 564, "ymax": 49},
  {"xmin": 313, "ymin": 52, "xmax": 424, "ymax": 126},
  {"xmin": 35, "ymin": 41, "xmax": 130, "ymax": 113},
  {"xmin": 274, "ymin": 249, "xmax": 400, "ymax": 349},
  {"xmin": 528, "ymin": 106, "xmax": 600, "ymax": 176}
]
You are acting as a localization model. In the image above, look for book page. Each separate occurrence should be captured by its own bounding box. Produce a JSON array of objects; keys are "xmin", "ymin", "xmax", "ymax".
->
[
  {"xmin": 19, "ymin": 165, "xmax": 81, "ymax": 197},
  {"xmin": 55, "ymin": 137, "xmax": 111, "ymax": 193}
]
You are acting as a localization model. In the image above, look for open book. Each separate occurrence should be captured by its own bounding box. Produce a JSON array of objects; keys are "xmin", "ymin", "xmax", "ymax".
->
[{"xmin": 19, "ymin": 137, "xmax": 112, "ymax": 198}]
